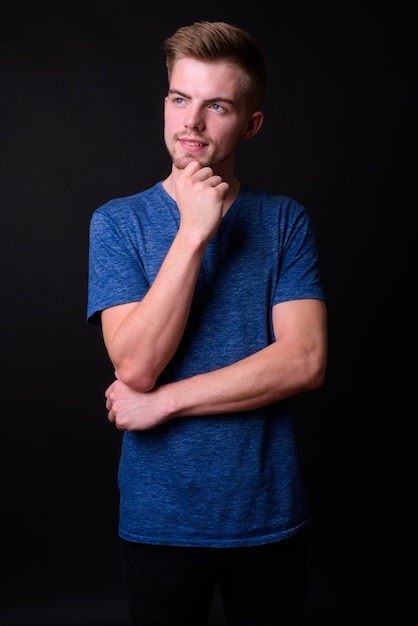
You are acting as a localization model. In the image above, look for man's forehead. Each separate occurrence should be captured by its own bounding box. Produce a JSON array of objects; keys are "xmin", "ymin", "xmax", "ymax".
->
[{"xmin": 169, "ymin": 58, "xmax": 244, "ymax": 100}]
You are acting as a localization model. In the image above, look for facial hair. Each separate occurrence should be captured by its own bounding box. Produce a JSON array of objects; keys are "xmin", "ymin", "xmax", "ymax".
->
[
  {"xmin": 172, "ymin": 154, "xmax": 211, "ymax": 170},
  {"xmin": 166, "ymin": 139, "xmax": 211, "ymax": 170},
  {"xmin": 166, "ymin": 139, "xmax": 236, "ymax": 172}
]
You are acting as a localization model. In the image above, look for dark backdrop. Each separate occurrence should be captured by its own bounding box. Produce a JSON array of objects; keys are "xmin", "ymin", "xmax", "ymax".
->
[{"xmin": 1, "ymin": 1, "xmax": 414, "ymax": 624}]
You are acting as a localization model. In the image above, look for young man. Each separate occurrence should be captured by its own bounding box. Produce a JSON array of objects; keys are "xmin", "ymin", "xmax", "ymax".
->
[{"xmin": 88, "ymin": 21, "xmax": 327, "ymax": 626}]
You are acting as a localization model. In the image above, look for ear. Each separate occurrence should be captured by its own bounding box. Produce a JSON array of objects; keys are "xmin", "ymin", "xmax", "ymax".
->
[{"xmin": 241, "ymin": 111, "xmax": 264, "ymax": 141}]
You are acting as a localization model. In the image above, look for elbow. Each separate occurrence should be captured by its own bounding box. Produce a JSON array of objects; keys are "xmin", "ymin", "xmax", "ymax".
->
[
  {"xmin": 308, "ymin": 367, "xmax": 326, "ymax": 391},
  {"xmin": 306, "ymin": 350, "xmax": 327, "ymax": 391},
  {"xmin": 115, "ymin": 362, "xmax": 158, "ymax": 392}
]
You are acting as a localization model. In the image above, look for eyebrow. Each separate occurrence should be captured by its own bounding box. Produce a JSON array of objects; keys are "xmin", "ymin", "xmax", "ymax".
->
[{"xmin": 168, "ymin": 88, "xmax": 236, "ymax": 107}]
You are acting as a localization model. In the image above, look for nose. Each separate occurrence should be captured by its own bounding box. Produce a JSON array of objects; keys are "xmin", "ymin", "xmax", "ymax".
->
[{"xmin": 184, "ymin": 105, "xmax": 205, "ymax": 131}]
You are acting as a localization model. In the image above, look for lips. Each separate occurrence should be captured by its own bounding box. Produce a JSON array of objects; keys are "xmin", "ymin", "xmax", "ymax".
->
[{"xmin": 178, "ymin": 137, "xmax": 207, "ymax": 149}]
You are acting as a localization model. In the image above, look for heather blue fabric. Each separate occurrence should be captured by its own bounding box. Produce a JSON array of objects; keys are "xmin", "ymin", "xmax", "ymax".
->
[{"xmin": 87, "ymin": 182, "xmax": 325, "ymax": 548}]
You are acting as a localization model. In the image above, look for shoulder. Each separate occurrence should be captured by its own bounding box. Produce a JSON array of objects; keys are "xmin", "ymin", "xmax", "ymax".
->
[
  {"xmin": 91, "ymin": 182, "xmax": 163, "ymax": 221},
  {"xmin": 239, "ymin": 185, "xmax": 310, "ymax": 226},
  {"xmin": 241, "ymin": 185, "xmax": 305, "ymax": 209}
]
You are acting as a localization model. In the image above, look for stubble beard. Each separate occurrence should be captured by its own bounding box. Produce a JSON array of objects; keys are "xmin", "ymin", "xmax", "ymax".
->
[
  {"xmin": 166, "ymin": 137, "xmax": 236, "ymax": 172},
  {"xmin": 166, "ymin": 136, "xmax": 213, "ymax": 170},
  {"xmin": 169, "ymin": 145, "xmax": 212, "ymax": 170},
  {"xmin": 172, "ymin": 155, "xmax": 211, "ymax": 170}
]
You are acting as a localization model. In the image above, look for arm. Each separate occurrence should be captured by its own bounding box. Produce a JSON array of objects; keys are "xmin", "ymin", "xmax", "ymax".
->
[
  {"xmin": 101, "ymin": 161, "xmax": 229, "ymax": 391},
  {"xmin": 105, "ymin": 298, "xmax": 327, "ymax": 431}
]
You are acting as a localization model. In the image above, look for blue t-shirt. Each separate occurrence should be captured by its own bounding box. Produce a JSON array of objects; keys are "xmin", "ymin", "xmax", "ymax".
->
[{"xmin": 88, "ymin": 182, "xmax": 325, "ymax": 547}]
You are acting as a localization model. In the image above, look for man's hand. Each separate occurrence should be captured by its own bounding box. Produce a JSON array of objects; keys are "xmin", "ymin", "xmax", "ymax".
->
[
  {"xmin": 105, "ymin": 376, "xmax": 169, "ymax": 431},
  {"xmin": 175, "ymin": 160, "xmax": 229, "ymax": 243}
]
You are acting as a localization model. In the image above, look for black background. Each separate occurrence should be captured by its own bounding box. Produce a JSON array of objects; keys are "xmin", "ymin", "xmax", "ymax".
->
[{"xmin": 1, "ymin": 1, "xmax": 415, "ymax": 624}]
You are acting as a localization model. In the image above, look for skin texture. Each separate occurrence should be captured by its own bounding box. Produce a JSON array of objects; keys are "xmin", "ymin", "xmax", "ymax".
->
[{"xmin": 103, "ymin": 57, "xmax": 327, "ymax": 431}]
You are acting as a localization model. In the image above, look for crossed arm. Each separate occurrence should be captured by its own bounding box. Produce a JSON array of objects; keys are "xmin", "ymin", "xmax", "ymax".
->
[
  {"xmin": 101, "ymin": 162, "xmax": 328, "ymax": 431},
  {"xmin": 103, "ymin": 296, "xmax": 327, "ymax": 431}
]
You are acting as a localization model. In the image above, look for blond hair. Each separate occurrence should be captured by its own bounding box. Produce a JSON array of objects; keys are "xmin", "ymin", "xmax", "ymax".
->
[{"xmin": 164, "ymin": 21, "xmax": 268, "ymax": 111}]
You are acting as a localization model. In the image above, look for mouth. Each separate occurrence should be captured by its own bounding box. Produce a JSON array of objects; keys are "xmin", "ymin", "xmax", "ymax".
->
[{"xmin": 178, "ymin": 137, "xmax": 207, "ymax": 150}]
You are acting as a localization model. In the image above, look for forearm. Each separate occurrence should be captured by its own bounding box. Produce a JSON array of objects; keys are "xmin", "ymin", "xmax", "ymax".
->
[
  {"xmin": 102, "ymin": 163, "xmax": 231, "ymax": 392},
  {"xmin": 103, "ymin": 229, "xmax": 206, "ymax": 391},
  {"xmin": 160, "ymin": 338, "xmax": 326, "ymax": 420},
  {"xmin": 105, "ymin": 300, "xmax": 327, "ymax": 431}
]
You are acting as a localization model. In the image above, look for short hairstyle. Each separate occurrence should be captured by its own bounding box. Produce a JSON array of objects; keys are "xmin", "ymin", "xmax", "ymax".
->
[{"xmin": 163, "ymin": 21, "xmax": 268, "ymax": 111}]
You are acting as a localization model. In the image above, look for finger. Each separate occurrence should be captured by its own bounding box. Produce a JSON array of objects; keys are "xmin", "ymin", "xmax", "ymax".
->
[
  {"xmin": 208, "ymin": 174, "xmax": 223, "ymax": 187},
  {"xmin": 184, "ymin": 159, "xmax": 203, "ymax": 174},
  {"xmin": 193, "ymin": 166, "xmax": 214, "ymax": 181}
]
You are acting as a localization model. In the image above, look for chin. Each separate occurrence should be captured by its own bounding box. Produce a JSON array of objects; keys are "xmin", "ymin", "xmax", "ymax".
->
[{"xmin": 173, "ymin": 155, "xmax": 204, "ymax": 169}]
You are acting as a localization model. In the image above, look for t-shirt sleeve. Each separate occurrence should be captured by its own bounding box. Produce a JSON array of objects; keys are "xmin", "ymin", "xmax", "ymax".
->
[
  {"xmin": 273, "ymin": 200, "xmax": 325, "ymax": 305},
  {"xmin": 87, "ymin": 206, "xmax": 149, "ymax": 324}
]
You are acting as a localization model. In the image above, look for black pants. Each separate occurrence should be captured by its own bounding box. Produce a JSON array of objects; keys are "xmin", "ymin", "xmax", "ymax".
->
[{"xmin": 120, "ymin": 531, "xmax": 309, "ymax": 626}]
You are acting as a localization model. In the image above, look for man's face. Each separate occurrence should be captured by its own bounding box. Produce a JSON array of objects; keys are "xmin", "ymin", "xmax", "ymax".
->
[{"xmin": 164, "ymin": 58, "xmax": 252, "ymax": 172}]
